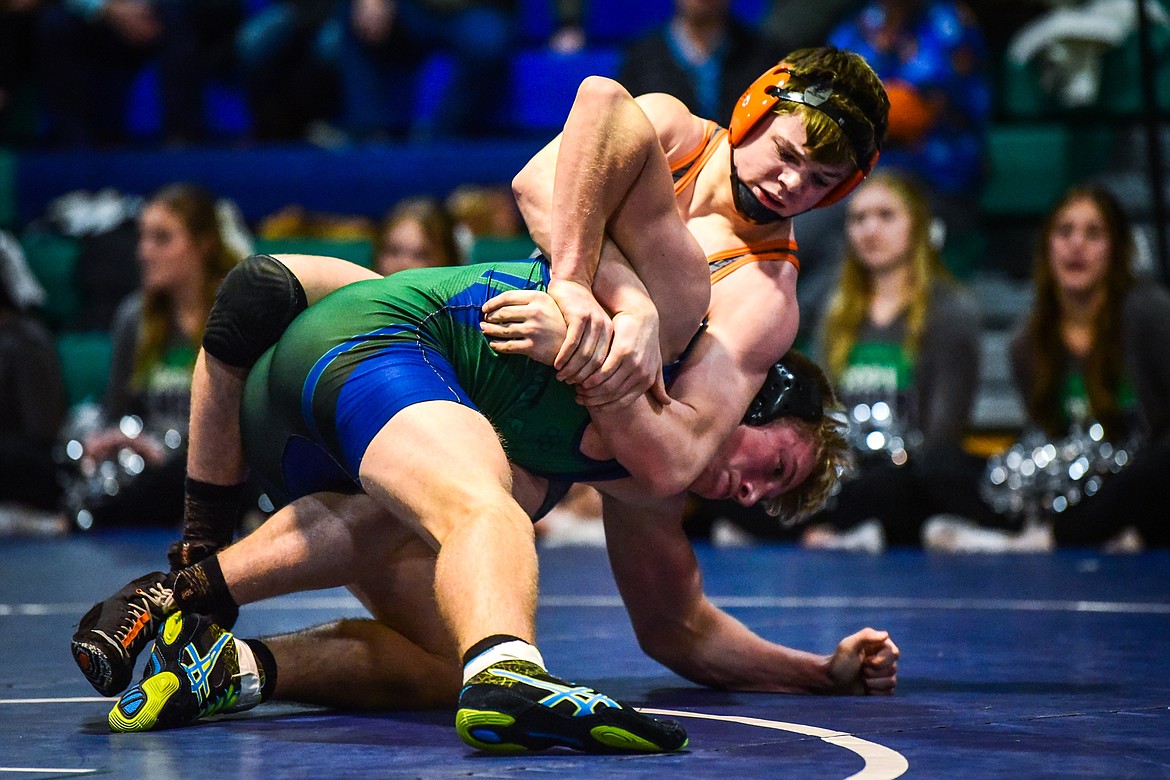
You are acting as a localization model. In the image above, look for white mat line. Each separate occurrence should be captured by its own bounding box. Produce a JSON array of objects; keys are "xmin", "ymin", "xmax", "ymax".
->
[
  {"xmin": 643, "ymin": 708, "xmax": 908, "ymax": 780},
  {"xmin": 0, "ymin": 697, "xmax": 112, "ymax": 704},
  {"xmin": 0, "ymin": 769, "xmax": 96, "ymax": 775},
  {"xmin": 543, "ymin": 595, "xmax": 1170, "ymax": 614}
]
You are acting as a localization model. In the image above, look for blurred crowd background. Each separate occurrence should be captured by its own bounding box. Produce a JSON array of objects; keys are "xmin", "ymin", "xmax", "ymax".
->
[{"xmin": 1, "ymin": 0, "xmax": 1168, "ymax": 554}]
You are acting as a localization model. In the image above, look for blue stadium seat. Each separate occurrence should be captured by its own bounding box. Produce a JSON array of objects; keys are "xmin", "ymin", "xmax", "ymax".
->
[
  {"xmin": 126, "ymin": 65, "xmax": 254, "ymax": 142},
  {"xmin": 56, "ymin": 330, "xmax": 113, "ymax": 407},
  {"xmin": 506, "ymin": 47, "xmax": 622, "ymax": 133},
  {"xmin": 584, "ymin": 0, "xmax": 672, "ymax": 44},
  {"xmin": 412, "ymin": 53, "xmax": 459, "ymax": 131}
]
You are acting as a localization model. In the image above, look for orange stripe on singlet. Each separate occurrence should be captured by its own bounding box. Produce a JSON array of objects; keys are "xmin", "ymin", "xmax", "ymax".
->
[
  {"xmin": 670, "ymin": 121, "xmax": 722, "ymax": 196},
  {"xmin": 669, "ymin": 123, "xmax": 800, "ymax": 283}
]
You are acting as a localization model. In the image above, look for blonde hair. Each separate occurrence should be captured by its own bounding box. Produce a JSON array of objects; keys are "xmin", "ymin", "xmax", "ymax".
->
[
  {"xmin": 134, "ymin": 183, "xmax": 242, "ymax": 389},
  {"xmin": 759, "ymin": 351, "xmax": 853, "ymax": 525},
  {"xmin": 820, "ymin": 171, "xmax": 947, "ymax": 384}
]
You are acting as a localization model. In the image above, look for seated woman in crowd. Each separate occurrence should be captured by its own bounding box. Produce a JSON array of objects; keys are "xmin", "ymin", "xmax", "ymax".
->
[
  {"xmin": 75, "ymin": 183, "xmax": 245, "ymax": 531},
  {"xmin": 686, "ymin": 169, "xmax": 985, "ymax": 547},
  {"xmin": 936, "ymin": 184, "xmax": 1170, "ymax": 552},
  {"xmin": 374, "ymin": 196, "xmax": 460, "ymax": 276},
  {"xmin": 800, "ymin": 169, "xmax": 986, "ymax": 549}
]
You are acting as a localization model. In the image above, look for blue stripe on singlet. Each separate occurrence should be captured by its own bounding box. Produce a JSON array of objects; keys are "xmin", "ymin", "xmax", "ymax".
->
[{"xmin": 300, "ymin": 324, "xmax": 419, "ymax": 443}]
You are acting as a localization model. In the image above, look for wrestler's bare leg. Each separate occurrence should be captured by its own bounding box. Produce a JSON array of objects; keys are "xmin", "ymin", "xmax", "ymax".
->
[
  {"xmin": 210, "ymin": 457, "xmax": 550, "ymax": 709},
  {"xmin": 216, "ymin": 491, "xmax": 460, "ymax": 710},
  {"xmin": 357, "ymin": 402, "xmax": 538, "ymax": 656}
]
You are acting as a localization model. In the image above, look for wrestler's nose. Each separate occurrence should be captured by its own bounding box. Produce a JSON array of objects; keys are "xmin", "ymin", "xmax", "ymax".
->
[{"xmin": 736, "ymin": 481, "xmax": 763, "ymax": 507}]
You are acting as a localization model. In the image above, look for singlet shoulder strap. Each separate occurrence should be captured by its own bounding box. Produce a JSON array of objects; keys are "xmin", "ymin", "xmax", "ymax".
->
[
  {"xmin": 708, "ymin": 239, "xmax": 800, "ymax": 284},
  {"xmin": 671, "ymin": 122, "xmax": 725, "ymax": 196}
]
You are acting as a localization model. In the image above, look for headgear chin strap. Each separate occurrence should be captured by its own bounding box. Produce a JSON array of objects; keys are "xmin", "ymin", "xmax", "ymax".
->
[
  {"xmin": 743, "ymin": 356, "xmax": 824, "ymax": 426},
  {"xmin": 730, "ymin": 166, "xmax": 784, "ymax": 224}
]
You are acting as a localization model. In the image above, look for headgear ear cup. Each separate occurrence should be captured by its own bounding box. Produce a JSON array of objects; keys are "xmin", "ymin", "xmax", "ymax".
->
[{"xmin": 729, "ymin": 65, "xmax": 791, "ymax": 147}]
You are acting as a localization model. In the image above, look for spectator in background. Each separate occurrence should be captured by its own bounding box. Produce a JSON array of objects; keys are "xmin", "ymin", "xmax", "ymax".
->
[
  {"xmin": 333, "ymin": 0, "xmax": 517, "ymax": 141},
  {"xmin": 75, "ymin": 183, "xmax": 245, "ymax": 529},
  {"xmin": 617, "ymin": 0, "xmax": 779, "ymax": 126},
  {"xmin": 930, "ymin": 185, "xmax": 1170, "ymax": 552},
  {"xmin": 234, "ymin": 0, "xmax": 340, "ymax": 142},
  {"xmin": 760, "ymin": 0, "xmax": 865, "ymax": 56},
  {"xmin": 687, "ymin": 172, "xmax": 983, "ymax": 548},
  {"xmin": 828, "ymin": 0, "xmax": 990, "ymax": 237},
  {"xmin": 796, "ymin": 0, "xmax": 991, "ymax": 338},
  {"xmin": 800, "ymin": 171, "xmax": 983, "ymax": 550},
  {"xmin": 0, "ymin": 230, "xmax": 67, "ymax": 513},
  {"xmin": 34, "ymin": 0, "xmax": 244, "ymax": 146},
  {"xmin": 374, "ymin": 196, "xmax": 460, "ymax": 275}
]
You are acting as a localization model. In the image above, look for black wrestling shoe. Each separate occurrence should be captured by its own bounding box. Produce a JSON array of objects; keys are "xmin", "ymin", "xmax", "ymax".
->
[
  {"xmin": 71, "ymin": 571, "xmax": 176, "ymax": 697},
  {"xmin": 108, "ymin": 611, "xmax": 261, "ymax": 732},
  {"xmin": 456, "ymin": 660, "xmax": 688, "ymax": 754}
]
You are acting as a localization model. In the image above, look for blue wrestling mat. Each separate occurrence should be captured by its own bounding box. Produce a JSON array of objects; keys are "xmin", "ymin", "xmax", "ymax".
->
[{"xmin": 2, "ymin": 529, "xmax": 1168, "ymax": 778}]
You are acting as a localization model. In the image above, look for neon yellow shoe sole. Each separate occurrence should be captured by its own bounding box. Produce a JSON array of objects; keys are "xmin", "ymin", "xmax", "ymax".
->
[{"xmin": 108, "ymin": 671, "xmax": 180, "ymax": 732}]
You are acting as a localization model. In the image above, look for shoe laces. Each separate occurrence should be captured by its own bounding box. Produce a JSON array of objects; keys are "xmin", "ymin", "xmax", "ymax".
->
[
  {"xmin": 112, "ymin": 582, "xmax": 174, "ymax": 643},
  {"xmin": 139, "ymin": 581, "xmax": 175, "ymax": 613}
]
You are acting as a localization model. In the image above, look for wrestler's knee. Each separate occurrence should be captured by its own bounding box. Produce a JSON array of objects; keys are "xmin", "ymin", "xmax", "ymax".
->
[
  {"xmin": 204, "ymin": 254, "xmax": 308, "ymax": 369},
  {"xmin": 417, "ymin": 486, "xmax": 529, "ymax": 544}
]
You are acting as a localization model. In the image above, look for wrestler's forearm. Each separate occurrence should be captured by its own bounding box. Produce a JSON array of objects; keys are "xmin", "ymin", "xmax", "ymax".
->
[
  {"xmin": 549, "ymin": 76, "xmax": 663, "ymax": 286},
  {"xmin": 602, "ymin": 493, "xmax": 838, "ymax": 694},
  {"xmin": 658, "ymin": 601, "xmax": 838, "ymax": 694}
]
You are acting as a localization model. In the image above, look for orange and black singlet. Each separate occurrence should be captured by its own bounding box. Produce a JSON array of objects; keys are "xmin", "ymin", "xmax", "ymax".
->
[{"xmin": 669, "ymin": 121, "xmax": 800, "ymax": 284}]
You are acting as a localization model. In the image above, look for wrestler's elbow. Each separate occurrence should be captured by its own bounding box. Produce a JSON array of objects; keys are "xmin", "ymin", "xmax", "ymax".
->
[
  {"xmin": 575, "ymin": 74, "xmax": 630, "ymax": 107},
  {"xmin": 639, "ymin": 632, "xmax": 722, "ymax": 688}
]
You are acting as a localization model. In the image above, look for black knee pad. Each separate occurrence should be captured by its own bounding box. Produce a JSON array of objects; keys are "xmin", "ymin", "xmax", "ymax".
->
[{"xmin": 203, "ymin": 254, "xmax": 308, "ymax": 369}]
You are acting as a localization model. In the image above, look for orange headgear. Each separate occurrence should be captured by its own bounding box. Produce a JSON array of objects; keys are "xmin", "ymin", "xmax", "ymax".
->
[{"xmin": 729, "ymin": 64, "xmax": 880, "ymax": 209}]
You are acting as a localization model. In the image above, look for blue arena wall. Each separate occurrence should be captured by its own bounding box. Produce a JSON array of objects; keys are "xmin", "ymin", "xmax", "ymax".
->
[{"xmin": 13, "ymin": 141, "xmax": 545, "ymax": 225}]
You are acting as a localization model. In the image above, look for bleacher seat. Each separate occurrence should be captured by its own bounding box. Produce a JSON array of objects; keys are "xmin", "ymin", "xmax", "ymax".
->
[
  {"xmin": 466, "ymin": 235, "xmax": 537, "ymax": 264},
  {"xmin": 1099, "ymin": 25, "xmax": 1170, "ymax": 116},
  {"xmin": 127, "ymin": 65, "xmax": 254, "ymax": 142},
  {"xmin": 981, "ymin": 124, "xmax": 1073, "ymax": 217},
  {"xmin": 56, "ymin": 330, "xmax": 113, "ymax": 407},
  {"xmin": 507, "ymin": 47, "xmax": 622, "ymax": 133},
  {"xmin": 20, "ymin": 230, "xmax": 82, "ymax": 331},
  {"xmin": 584, "ymin": 0, "xmax": 672, "ymax": 44}
]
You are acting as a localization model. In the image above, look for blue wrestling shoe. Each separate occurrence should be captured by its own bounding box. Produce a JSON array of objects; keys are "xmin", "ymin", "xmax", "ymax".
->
[
  {"xmin": 456, "ymin": 660, "xmax": 688, "ymax": 754},
  {"xmin": 108, "ymin": 611, "xmax": 262, "ymax": 732},
  {"xmin": 71, "ymin": 571, "xmax": 176, "ymax": 697}
]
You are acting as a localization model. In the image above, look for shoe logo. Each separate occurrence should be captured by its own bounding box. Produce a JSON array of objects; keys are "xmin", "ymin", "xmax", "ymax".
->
[
  {"xmin": 493, "ymin": 670, "xmax": 619, "ymax": 716},
  {"xmin": 181, "ymin": 633, "xmax": 231, "ymax": 705}
]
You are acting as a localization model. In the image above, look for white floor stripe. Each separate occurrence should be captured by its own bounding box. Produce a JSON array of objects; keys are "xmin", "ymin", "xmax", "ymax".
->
[
  {"xmin": 642, "ymin": 708, "xmax": 908, "ymax": 780},
  {"xmin": 0, "ymin": 769, "xmax": 96, "ymax": 775},
  {"xmin": 0, "ymin": 697, "xmax": 111, "ymax": 704},
  {"xmin": 3, "ymin": 595, "xmax": 1169, "ymax": 616}
]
